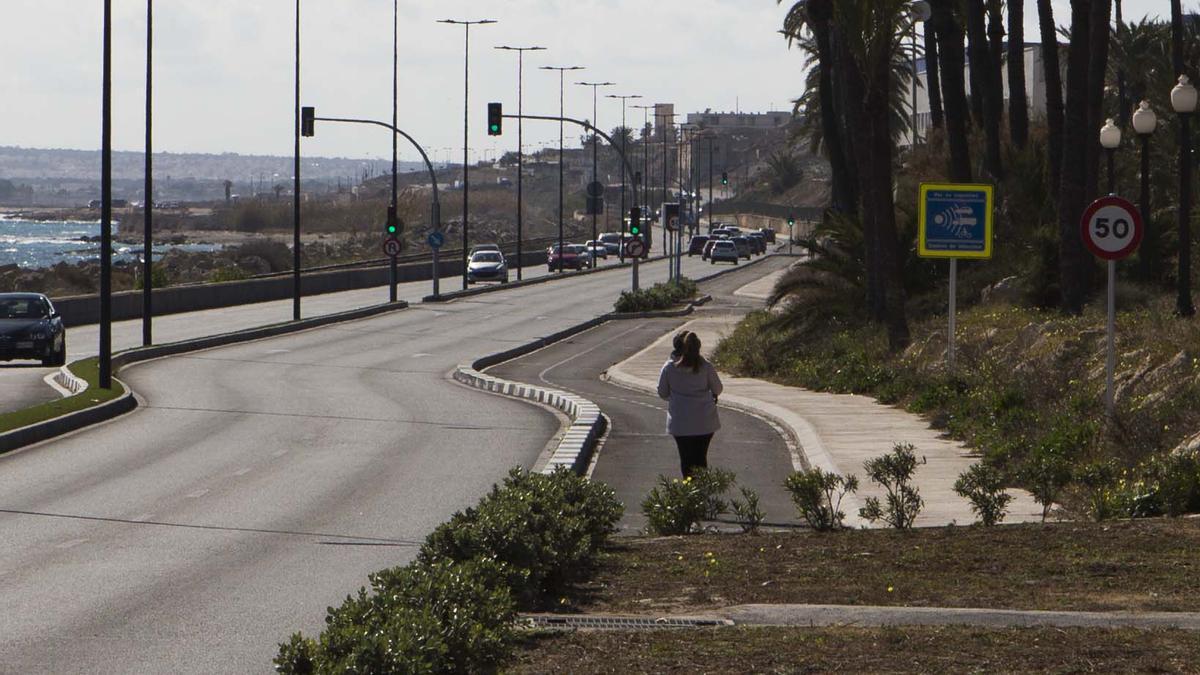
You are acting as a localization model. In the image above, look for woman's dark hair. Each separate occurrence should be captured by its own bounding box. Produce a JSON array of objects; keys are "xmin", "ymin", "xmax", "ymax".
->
[
  {"xmin": 671, "ymin": 329, "xmax": 689, "ymax": 358},
  {"xmin": 674, "ymin": 331, "xmax": 703, "ymax": 373}
]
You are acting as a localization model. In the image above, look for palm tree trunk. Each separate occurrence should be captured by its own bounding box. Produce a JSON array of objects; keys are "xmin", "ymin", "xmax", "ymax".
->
[
  {"xmin": 1172, "ymin": 0, "xmax": 1194, "ymax": 316},
  {"xmin": 809, "ymin": 0, "xmax": 856, "ymax": 215},
  {"xmin": 1083, "ymin": 0, "xmax": 1112, "ymax": 202},
  {"xmin": 925, "ymin": 24, "xmax": 944, "ymax": 130},
  {"xmin": 1114, "ymin": 0, "xmax": 1129, "ymax": 128},
  {"xmin": 1008, "ymin": 0, "xmax": 1029, "ymax": 148},
  {"xmin": 1058, "ymin": 0, "xmax": 1094, "ymax": 314},
  {"xmin": 982, "ymin": 0, "xmax": 1005, "ymax": 178},
  {"xmin": 966, "ymin": 0, "xmax": 988, "ymax": 127},
  {"xmin": 1037, "ymin": 0, "xmax": 1065, "ymax": 195},
  {"xmin": 930, "ymin": 0, "xmax": 972, "ymax": 181}
]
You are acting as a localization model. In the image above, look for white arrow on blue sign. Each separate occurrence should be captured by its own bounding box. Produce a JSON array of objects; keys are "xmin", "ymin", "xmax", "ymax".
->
[{"xmin": 427, "ymin": 231, "xmax": 445, "ymax": 249}]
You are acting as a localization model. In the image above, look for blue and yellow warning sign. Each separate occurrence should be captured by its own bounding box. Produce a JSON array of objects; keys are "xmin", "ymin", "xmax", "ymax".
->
[{"xmin": 917, "ymin": 183, "xmax": 994, "ymax": 259}]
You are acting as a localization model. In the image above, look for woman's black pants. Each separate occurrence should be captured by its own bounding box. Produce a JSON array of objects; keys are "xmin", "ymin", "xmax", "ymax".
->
[{"xmin": 673, "ymin": 434, "xmax": 714, "ymax": 478}]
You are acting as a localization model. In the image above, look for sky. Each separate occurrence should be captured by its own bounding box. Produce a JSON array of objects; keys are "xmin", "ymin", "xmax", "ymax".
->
[{"xmin": 0, "ymin": 1, "xmax": 1169, "ymax": 164}]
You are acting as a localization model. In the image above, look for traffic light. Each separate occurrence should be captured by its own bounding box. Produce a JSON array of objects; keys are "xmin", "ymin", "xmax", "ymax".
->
[
  {"xmin": 301, "ymin": 106, "xmax": 315, "ymax": 137},
  {"xmin": 720, "ymin": 171, "xmax": 728, "ymax": 186},
  {"xmin": 386, "ymin": 205, "xmax": 398, "ymax": 236},
  {"xmin": 487, "ymin": 102, "xmax": 502, "ymax": 136},
  {"xmin": 787, "ymin": 214, "xmax": 796, "ymax": 227},
  {"xmin": 629, "ymin": 207, "xmax": 642, "ymax": 236}
]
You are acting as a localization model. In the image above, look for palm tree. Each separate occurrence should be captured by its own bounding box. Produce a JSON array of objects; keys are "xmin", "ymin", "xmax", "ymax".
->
[
  {"xmin": 1172, "ymin": 0, "xmax": 1194, "ymax": 316},
  {"xmin": 782, "ymin": 0, "xmax": 857, "ymax": 215},
  {"xmin": 966, "ymin": 1, "xmax": 987, "ymax": 126},
  {"xmin": 925, "ymin": 21, "xmax": 944, "ymax": 130},
  {"xmin": 1058, "ymin": 0, "xmax": 1095, "ymax": 313},
  {"xmin": 1083, "ymin": 0, "xmax": 1113, "ymax": 202},
  {"xmin": 981, "ymin": 0, "xmax": 1005, "ymax": 178},
  {"xmin": 1037, "ymin": 0, "xmax": 1065, "ymax": 193},
  {"xmin": 1008, "ymin": 0, "xmax": 1030, "ymax": 148},
  {"xmin": 929, "ymin": 0, "xmax": 972, "ymax": 181}
]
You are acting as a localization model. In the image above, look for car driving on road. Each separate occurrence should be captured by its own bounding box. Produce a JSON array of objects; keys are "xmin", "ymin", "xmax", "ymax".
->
[
  {"xmin": 708, "ymin": 240, "xmax": 739, "ymax": 265},
  {"xmin": 466, "ymin": 251, "xmax": 508, "ymax": 284},
  {"xmin": 598, "ymin": 232, "xmax": 623, "ymax": 255},
  {"xmin": 584, "ymin": 240, "xmax": 609, "ymax": 260},
  {"xmin": 0, "ymin": 292, "xmax": 66, "ymax": 366},
  {"xmin": 687, "ymin": 235, "xmax": 710, "ymax": 257},
  {"xmin": 731, "ymin": 236, "xmax": 753, "ymax": 259},
  {"xmin": 547, "ymin": 244, "xmax": 589, "ymax": 271}
]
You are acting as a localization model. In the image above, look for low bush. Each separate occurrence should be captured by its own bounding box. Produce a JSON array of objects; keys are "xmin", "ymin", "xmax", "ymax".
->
[
  {"xmin": 1019, "ymin": 444, "xmax": 1074, "ymax": 521},
  {"xmin": 1144, "ymin": 451, "xmax": 1200, "ymax": 517},
  {"xmin": 860, "ymin": 443, "xmax": 925, "ymax": 529},
  {"xmin": 953, "ymin": 464, "xmax": 1014, "ymax": 526},
  {"xmin": 614, "ymin": 278, "xmax": 698, "ymax": 313},
  {"xmin": 273, "ymin": 559, "xmax": 515, "ymax": 674},
  {"xmin": 730, "ymin": 487, "xmax": 766, "ymax": 533},
  {"xmin": 418, "ymin": 467, "xmax": 622, "ymax": 607},
  {"xmin": 641, "ymin": 467, "xmax": 737, "ymax": 535},
  {"xmin": 783, "ymin": 467, "xmax": 859, "ymax": 531}
]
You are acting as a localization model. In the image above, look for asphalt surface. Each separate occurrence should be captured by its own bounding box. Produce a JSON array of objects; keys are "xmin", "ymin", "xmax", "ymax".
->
[
  {"xmin": 0, "ymin": 245, "xmax": 767, "ymax": 673},
  {"xmin": 489, "ymin": 255, "xmax": 800, "ymax": 533},
  {"xmin": 0, "ymin": 223, "xmax": 674, "ymax": 413}
]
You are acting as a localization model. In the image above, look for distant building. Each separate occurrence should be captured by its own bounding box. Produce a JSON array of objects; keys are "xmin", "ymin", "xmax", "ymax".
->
[
  {"xmin": 684, "ymin": 110, "xmax": 792, "ymax": 130},
  {"xmin": 904, "ymin": 43, "xmax": 1051, "ymax": 147}
]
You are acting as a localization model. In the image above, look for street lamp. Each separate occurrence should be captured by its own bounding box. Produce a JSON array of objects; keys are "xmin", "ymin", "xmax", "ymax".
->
[
  {"xmin": 293, "ymin": 0, "xmax": 301, "ymax": 320},
  {"xmin": 1099, "ymin": 118, "xmax": 1121, "ymax": 195},
  {"xmin": 606, "ymin": 94, "xmax": 642, "ymax": 262},
  {"xmin": 632, "ymin": 104, "xmax": 654, "ymax": 234},
  {"xmin": 438, "ymin": 18, "xmax": 497, "ymax": 290},
  {"xmin": 100, "ymin": 0, "xmax": 113, "ymax": 388},
  {"xmin": 1172, "ymin": 74, "xmax": 1197, "ymax": 316},
  {"xmin": 540, "ymin": 64, "xmax": 585, "ymax": 273},
  {"xmin": 576, "ymin": 81, "xmax": 615, "ymax": 247},
  {"xmin": 496, "ymin": 45, "xmax": 546, "ymax": 281},
  {"xmin": 1132, "ymin": 100, "xmax": 1158, "ymax": 280},
  {"xmin": 142, "ymin": 0, "xmax": 153, "ymax": 346}
]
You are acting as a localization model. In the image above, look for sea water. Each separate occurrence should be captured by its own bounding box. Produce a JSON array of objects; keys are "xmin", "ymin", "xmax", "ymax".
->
[{"xmin": 0, "ymin": 215, "xmax": 221, "ymax": 268}]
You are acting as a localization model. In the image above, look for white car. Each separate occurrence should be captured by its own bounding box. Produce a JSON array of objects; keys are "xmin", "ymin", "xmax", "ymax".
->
[
  {"xmin": 584, "ymin": 240, "xmax": 608, "ymax": 260},
  {"xmin": 598, "ymin": 232, "xmax": 623, "ymax": 255},
  {"xmin": 466, "ymin": 250, "xmax": 508, "ymax": 284}
]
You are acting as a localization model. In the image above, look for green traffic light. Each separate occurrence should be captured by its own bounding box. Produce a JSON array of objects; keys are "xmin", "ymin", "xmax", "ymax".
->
[{"xmin": 387, "ymin": 225, "xmax": 397, "ymax": 234}]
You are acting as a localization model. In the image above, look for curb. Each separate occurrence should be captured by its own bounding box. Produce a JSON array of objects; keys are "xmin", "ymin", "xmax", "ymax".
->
[
  {"xmin": 0, "ymin": 301, "xmax": 410, "ymax": 454},
  {"xmin": 422, "ymin": 254, "xmax": 669, "ymax": 303}
]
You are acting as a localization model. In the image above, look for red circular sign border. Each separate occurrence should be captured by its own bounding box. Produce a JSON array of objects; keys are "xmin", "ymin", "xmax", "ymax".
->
[
  {"xmin": 382, "ymin": 236, "xmax": 401, "ymax": 258},
  {"xmin": 1079, "ymin": 196, "xmax": 1143, "ymax": 261}
]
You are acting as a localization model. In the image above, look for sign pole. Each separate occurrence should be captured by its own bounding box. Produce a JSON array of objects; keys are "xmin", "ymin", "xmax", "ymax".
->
[
  {"xmin": 632, "ymin": 255, "xmax": 640, "ymax": 292},
  {"xmin": 1106, "ymin": 259, "xmax": 1116, "ymax": 417},
  {"xmin": 949, "ymin": 258, "xmax": 957, "ymax": 371}
]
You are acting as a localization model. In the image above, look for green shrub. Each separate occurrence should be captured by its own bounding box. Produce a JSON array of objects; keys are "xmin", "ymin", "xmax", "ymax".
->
[
  {"xmin": 859, "ymin": 443, "xmax": 926, "ymax": 529},
  {"xmin": 641, "ymin": 475, "xmax": 708, "ymax": 535},
  {"xmin": 614, "ymin": 278, "xmax": 698, "ymax": 313},
  {"xmin": 209, "ymin": 266, "xmax": 250, "ymax": 283},
  {"xmin": 953, "ymin": 464, "xmax": 1014, "ymax": 526},
  {"xmin": 1074, "ymin": 461, "xmax": 1124, "ymax": 522},
  {"xmin": 730, "ymin": 487, "xmax": 766, "ymax": 533},
  {"xmin": 691, "ymin": 467, "xmax": 737, "ymax": 519},
  {"xmin": 783, "ymin": 467, "xmax": 859, "ymax": 531},
  {"xmin": 1019, "ymin": 444, "xmax": 1074, "ymax": 521},
  {"xmin": 417, "ymin": 467, "xmax": 622, "ymax": 607},
  {"xmin": 274, "ymin": 558, "xmax": 515, "ymax": 674},
  {"xmin": 1145, "ymin": 451, "xmax": 1200, "ymax": 516}
]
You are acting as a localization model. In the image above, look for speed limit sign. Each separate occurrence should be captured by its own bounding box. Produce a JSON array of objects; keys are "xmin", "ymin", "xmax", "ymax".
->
[{"xmin": 1080, "ymin": 196, "xmax": 1143, "ymax": 261}]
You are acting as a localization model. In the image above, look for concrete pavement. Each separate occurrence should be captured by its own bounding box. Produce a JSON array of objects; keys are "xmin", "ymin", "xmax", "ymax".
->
[{"xmin": 606, "ymin": 280, "xmax": 1042, "ymax": 528}]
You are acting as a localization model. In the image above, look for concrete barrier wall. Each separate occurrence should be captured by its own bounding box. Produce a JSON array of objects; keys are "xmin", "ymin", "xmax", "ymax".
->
[{"xmin": 52, "ymin": 249, "xmax": 550, "ymax": 327}]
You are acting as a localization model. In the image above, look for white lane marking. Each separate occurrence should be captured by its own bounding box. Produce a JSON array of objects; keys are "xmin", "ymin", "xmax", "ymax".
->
[
  {"xmin": 265, "ymin": 349, "xmax": 291, "ymax": 354},
  {"xmin": 57, "ymin": 538, "xmax": 88, "ymax": 549},
  {"xmin": 186, "ymin": 488, "xmax": 209, "ymax": 499},
  {"xmin": 411, "ymin": 353, "xmax": 431, "ymax": 358},
  {"xmin": 272, "ymin": 449, "xmax": 289, "ymax": 458},
  {"xmin": 537, "ymin": 323, "xmax": 645, "ymax": 390},
  {"xmin": 233, "ymin": 467, "xmax": 251, "ymax": 477}
]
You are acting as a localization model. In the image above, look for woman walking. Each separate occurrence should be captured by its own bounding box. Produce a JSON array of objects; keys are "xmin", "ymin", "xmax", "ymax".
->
[{"xmin": 657, "ymin": 330, "xmax": 723, "ymax": 477}]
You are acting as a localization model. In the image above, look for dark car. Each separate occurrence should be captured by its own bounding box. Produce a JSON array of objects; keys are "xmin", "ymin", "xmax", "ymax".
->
[
  {"xmin": 759, "ymin": 228, "xmax": 777, "ymax": 244},
  {"xmin": 702, "ymin": 239, "xmax": 719, "ymax": 260},
  {"xmin": 746, "ymin": 232, "xmax": 766, "ymax": 254},
  {"xmin": 687, "ymin": 235, "xmax": 710, "ymax": 257},
  {"xmin": 0, "ymin": 293, "xmax": 66, "ymax": 366},
  {"xmin": 547, "ymin": 244, "xmax": 588, "ymax": 271},
  {"xmin": 731, "ymin": 236, "xmax": 752, "ymax": 259}
]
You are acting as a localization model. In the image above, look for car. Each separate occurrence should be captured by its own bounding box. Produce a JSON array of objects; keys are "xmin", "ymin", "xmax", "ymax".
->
[
  {"xmin": 469, "ymin": 243, "xmax": 500, "ymax": 256},
  {"xmin": 0, "ymin": 293, "xmax": 66, "ymax": 366},
  {"xmin": 584, "ymin": 240, "xmax": 609, "ymax": 260},
  {"xmin": 466, "ymin": 250, "xmax": 508, "ymax": 284},
  {"xmin": 687, "ymin": 235, "xmax": 710, "ymax": 257},
  {"xmin": 702, "ymin": 239, "xmax": 719, "ymax": 260},
  {"xmin": 746, "ymin": 232, "xmax": 766, "ymax": 254},
  {"xmin": 759, "ymin": 228, "xmax": 777, "ymax": 244},
  {"xmin": 598, "ymin": 232, "xmax": 623, "ymax": 255},
  {"xmin": 731, "ymin": 236, "xmax": 753, "ymax": 259},
  {"xmin": 708, "ymin": 240, "xmax": 739, "ymax": 265},
  {"xmin": 547, "ymin": 244, "xmax": 589, "ymax": 271}
]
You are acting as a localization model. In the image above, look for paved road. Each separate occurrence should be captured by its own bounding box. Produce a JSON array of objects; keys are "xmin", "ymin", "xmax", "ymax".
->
[
  {"xmin": 0, "ymin": 248, "xmax": 765, "ymax": 673},
  {"xmin": 0, "ymin": 224, "xmax": 673, "ymax": 413},
  {"xmin": 488, "ymin": 256, "xmax": 800, "ymax": 533}
]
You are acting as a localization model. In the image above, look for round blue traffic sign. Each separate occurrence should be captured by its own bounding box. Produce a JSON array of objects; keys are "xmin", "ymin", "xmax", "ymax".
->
[{"xmin": 427, "ymin": 231, "xmax": 445, "ymax": 249}]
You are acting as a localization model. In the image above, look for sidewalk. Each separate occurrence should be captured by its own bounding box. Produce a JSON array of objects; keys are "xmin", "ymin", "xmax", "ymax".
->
[{"xmin": 606, "ymin": 316, "xmax": 1042, "ymax": 527}]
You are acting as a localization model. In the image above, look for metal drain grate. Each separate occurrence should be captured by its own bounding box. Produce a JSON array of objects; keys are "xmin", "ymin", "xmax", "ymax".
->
[{"xmin": 522, "ymin": 614, "xmax": 733, "ymax": 630}]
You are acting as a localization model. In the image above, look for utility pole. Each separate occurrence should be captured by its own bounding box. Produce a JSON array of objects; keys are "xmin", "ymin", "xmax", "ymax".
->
[
  {"xmin": 540, "ymin": 65, "xmax": 585, "ymax": 272},
  {"xmin": 496, "ymin": 45, "xmax": 547, "ymax": 281},
  {"xmin": 576, "ymin": 81, "xmax": 614, "ymax": 246},
  {"xmin": 607, "ymin": 94, "xmax": 641, "ymax": 262}
]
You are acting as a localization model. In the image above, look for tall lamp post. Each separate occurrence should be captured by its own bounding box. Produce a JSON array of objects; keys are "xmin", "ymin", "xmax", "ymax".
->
[
  {"xmin": 388, "ymin": 0, "xmax": 399, "ymax": 302},
  {"xmin": 142, "ymin": 0, "xmax": 153, "ymax": 346},
  {"xmin": 607, "ymin": 93, "xmax": 641, "ymax": 262},
  {"xmin": 293, "ymin": 0, "xmax": 301, "ymax": 320},
  {"xmin": 1132, "ymin": 100, "xmax": 1158, "ymax": 281},
  {"xmin": 438, "ymin": 17, "xmax": 497, "ymax": 290},
  {"xmin": 1099, "ymin": 118, "xmax": 1121, "ymax": 195},
  {"xmin": 496, "ymin": 45, "xmax": 546, "ymax": 281},
  {"xmin": 1172, "ymin": 74, "xmax": 1197, "ymax": 317},
  {"xmin": 540, "ymin": 64, "xmax": 585, "ymax": 273},
  {"xmin": 910, "ymin": 1, "xmax": 932, "ymax": 146},
  {"xmin": 632, "ymin": 104, "xmax": 654, "ymax": 233},
  {"xmin": 576, "ymin": 80, "xmax": 615, "ymax": 246},
  {"xmin": 100, "ymin": 0, "xmax": 113, "ymax": 388}
]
